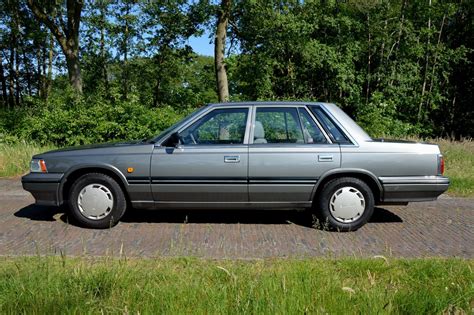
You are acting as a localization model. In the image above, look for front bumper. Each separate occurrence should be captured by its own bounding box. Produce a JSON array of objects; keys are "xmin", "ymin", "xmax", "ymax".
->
[
  {"xmin": 379, "ymin": 176, "xmax": 450, "ymax": 202},
  {"xmin": 21, "ymin": 173, "xmax": 64, "ymax": 206}
]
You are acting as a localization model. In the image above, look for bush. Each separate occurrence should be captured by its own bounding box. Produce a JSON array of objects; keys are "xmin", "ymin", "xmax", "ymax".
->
[
  {"xmin": 356, "ymin": 93, "xmax": 424, "ymax": 138},
  {"xmin": 1, "ymin": 93, "xmax": 194, "ymax": 146}
]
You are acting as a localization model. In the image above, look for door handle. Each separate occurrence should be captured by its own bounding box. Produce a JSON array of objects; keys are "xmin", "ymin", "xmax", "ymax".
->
[
  {"xmin": 318, "ymin": 155, "xmax": 333, "ymax": 162},
  {"xmin": 224, "ymin": 156, "xmax": 240, "ymax": 163}
]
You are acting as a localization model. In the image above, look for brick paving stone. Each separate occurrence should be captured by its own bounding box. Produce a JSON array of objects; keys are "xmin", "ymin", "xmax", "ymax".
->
[{"xmin": 0, "ymin": 179, "xmax": 472, "ymax": 258}]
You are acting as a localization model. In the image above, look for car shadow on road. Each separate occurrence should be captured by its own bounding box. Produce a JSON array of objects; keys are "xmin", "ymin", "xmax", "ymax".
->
[
  {"xmin": 120, "ymin": 206, "xmax": 403, "ymax": 226},
  {"xmin": 121, "ymin": 209, "xmax": 316, "ymax": 227},
  {"xmin": 14, "ymin": 204, "xmax": 64, "ymax": 222},
  {"xmin": 371, "ymin": 208, "xmax": 403, "ymax": 223},
  {"xmin": 14, "ymin": 204, "xmax": 403, "ymax": 228}
]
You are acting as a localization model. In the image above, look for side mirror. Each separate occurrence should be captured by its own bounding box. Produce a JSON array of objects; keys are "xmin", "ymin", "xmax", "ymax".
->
[{"xmin": 167, "ymin": 132, "xmax": 181, "ymax": 148}]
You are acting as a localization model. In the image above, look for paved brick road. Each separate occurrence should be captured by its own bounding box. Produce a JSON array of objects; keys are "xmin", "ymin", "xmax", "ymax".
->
[{"xmin": 0, "ymin": 179, "xmax": 472, "ymax": 258}]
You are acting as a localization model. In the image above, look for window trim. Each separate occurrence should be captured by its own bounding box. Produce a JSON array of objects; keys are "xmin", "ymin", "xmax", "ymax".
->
[
  {"xmin": 296, "ymin": 107, "xmax": 332, "ymax": 144},
  {"xmin": 250, "ymin": 106, "xmax": 333, "ymax": 145},
  {"xmin": 308, "ymin": 105, "xmax": 354, "ymax": 145},
  {"xmin": 178, "ymin": 107, "xmax": 252, "ymax": 146}
]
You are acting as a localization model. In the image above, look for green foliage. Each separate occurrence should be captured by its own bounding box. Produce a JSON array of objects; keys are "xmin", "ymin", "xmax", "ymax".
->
[
  {"xmin": 356, "ymin": 92, "xmax": 423, "ymax": 138},
  {"xmin": 1, "ymin": 91, "xmax": 192, "ymax": 146},
  {"xmin": 1, "ymin": 0, "xmax": 473, "ymax": 140},
  {"xmin": 0, "ymin": 256, "xmax": 472, "ymax": 314},
  {"xmin": 231, "ymin": 0, "xmax": 473, "ymax": 137}
]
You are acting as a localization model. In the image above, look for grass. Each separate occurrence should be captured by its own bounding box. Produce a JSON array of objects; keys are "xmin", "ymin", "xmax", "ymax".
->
[
  {"xmin": 0, "ymin": 142, "xmax": 55, "ymax": 177},
  {"xmin": 0, "ymin": 139, "xmax": 472, "ymax": 196},
  {"xmin": 0, "ymin": 256, "xmax": 472, "ymax": 314},
  {"xmin": 436, "ymin": 139, "xmax": 474, "ymax": 197}
]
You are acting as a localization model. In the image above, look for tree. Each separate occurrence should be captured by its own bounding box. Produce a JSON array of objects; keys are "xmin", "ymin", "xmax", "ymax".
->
[
  {"xmin": 27, "ymin": 0, "xmax": 83, "ymax": 93},
  {"xmin": 82, "ymin": 0, "xmax": 112, "ymax": 96},
  {"xmin": 214, "ymin": 0, "xmax": 231, "ymax": 102},
  {"xmin": 141, "ymin": 0, "xmax": 210, "ymax": 106}
]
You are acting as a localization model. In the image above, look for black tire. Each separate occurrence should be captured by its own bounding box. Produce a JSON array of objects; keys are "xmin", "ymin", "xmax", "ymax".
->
[
  {"xmin": 315, "ymin": 177, "xmax": 374, "ymax": 231},
  {"xmin": 68, "ymin": 173, "xmax": 127, "ymax": 229}
]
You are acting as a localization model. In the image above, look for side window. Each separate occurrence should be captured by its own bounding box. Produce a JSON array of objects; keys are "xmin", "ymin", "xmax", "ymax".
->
[
  {"xmin": 309, "ymin": 106, "xmax": 350, "ymax": 143},
  {"xmin": 254, "ymin": 107, "xmax": 304, "ymax": 144},
  {"xmin": 179, "ymin": 108, "xmax": 248, "ymax": 145},
  {"xmin": 298, "ymin": 109, "xmax": 328, "ymax": 144}
]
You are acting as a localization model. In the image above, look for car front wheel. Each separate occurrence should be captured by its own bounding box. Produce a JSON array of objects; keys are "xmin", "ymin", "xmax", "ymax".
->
[
  {"xmin": 316, "ymin": 177, "xmax": 374, "ymax": 231},
  {"xmin": 68, "ymin": 173, "xmax": 127, "ymax": 228}
]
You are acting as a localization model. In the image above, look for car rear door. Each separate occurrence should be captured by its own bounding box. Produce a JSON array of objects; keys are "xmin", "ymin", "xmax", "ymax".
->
[
  {"xmin": 248, "ymin": 105, "xmax": 340, "ymax": 204},
  {"xmin": 151, "ymin": 106, "xmax": 251, "ymax": 204}
]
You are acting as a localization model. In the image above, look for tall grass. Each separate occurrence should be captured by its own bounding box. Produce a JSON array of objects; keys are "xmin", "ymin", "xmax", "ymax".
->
[
  {"xmin": 0, "ymin": 142, "xmax": 55, "ymax": 177},
  {"xmin": 436, "ymin": 139, "xmax": 474, "ymax": 197},
  {"xmin": 0, "ymin": 257, "xmax": 472, "ymax": 314}
]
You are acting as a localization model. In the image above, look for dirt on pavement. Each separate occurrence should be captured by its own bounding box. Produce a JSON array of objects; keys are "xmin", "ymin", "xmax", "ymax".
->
[{"xmin": 0, "ymin": 178, "xmax": 472, "ymax": 258}]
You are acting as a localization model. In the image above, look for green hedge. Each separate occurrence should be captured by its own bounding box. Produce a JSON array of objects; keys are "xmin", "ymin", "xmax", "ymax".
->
[
  {"xmin": 1, "ymin": 95, "xmax": 193, "ymax": 146},
  {"xmin": 1, "ymin": 91, "xmax": 428, "ymax": 147}
]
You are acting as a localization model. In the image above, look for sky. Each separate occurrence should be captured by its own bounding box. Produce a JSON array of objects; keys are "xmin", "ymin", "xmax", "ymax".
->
[{"xmin": 187, "ymin": 31, "xmax": 214, "ymax": 56}]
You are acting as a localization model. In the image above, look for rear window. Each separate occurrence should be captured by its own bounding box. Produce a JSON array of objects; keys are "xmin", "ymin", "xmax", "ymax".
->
[
  {"xmin": 255, "ymin": 107, "xmax": 304, "ymax": 143},
  {"xmin": 309, "ymin": 106, "xmax": 351, "ymax": 144}
]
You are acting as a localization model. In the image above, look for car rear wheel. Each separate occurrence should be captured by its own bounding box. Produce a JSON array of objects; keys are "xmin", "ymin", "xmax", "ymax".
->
[
  {"xmin": 315, "ymin": 177, "xmax": 374, "ymax": 231},
  {"xmin": 68, "ymin": 173, "xmax": 127, "ymax": 228}
]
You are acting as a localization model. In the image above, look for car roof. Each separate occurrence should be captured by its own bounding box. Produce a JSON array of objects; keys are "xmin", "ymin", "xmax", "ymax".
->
[{"xmin": 207, "ymin": 101, "xmax": 330, "ymax": 107}]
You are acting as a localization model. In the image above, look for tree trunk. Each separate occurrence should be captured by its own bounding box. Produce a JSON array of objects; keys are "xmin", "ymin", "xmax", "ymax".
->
[
  {"xmin": 8, "ymin": 37, "xmax": 15, "ymax": 108},
  {"xmin": 47, "ymin": 32, "xmax": 53, "ymax": 98},
  {"xmin": 99, "ymin": 4, "xmax": 109, "ymax": 96},
  {"xmin": 153, "ymin": 76, "xmax": 161, "ymax": 107},
  {"xmin": 366, "ymin": 13, "xmax": 371, "ymax": 105},
  {"xmin": 27, "ymin": 0, "xmax": 83, "ymax": 94},
  {"xmin": 122, "ymin": 2, "xmax": 130, "ymax": 100},
  {"xmin": 36, "ymin": 46, "xmax": 42, "ymax": 97},
  {"xmin": 418, "ymin": 0, "xmax": 432, "ymax": 121},
  {"xmin": 65, "ymin": 52, "xmax": 82, "ymax": 93},
  {"xmin": 0, "ymin": 51, "xmax": 7, "ymax": 105},
  {"xmin": 15, "ymin": 47, "xmax": 20, "ymax": 106},
  {"xmin": 22, "ymin": 49, "xmax": 32, "ymax": 96},
  {"xmin": 376, "ymin": 17, "xmax": 388, "ymax": 88},
  {"xmin": 426, "ymin": 14, "xmax": 446, "ymax": 109},
  {"xmin": 214, "ymin": 0, "xmax": 231, "ymax": 102},
  {"xmin": 153, "ymin": 54, "xmax": 164, "ymax": 107},
  {"xmin": 388, "ymin": 0, "xmax": 406, "ymax": 88}
]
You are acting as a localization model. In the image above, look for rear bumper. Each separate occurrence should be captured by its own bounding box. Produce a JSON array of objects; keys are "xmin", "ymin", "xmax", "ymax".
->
[
  {"xmin": 21, "ymin": 173, "xmax": 64, "ymax": 206},
  {"xmin": 379, "ymin": 176, "xmax": 449, "ymax": 202}
]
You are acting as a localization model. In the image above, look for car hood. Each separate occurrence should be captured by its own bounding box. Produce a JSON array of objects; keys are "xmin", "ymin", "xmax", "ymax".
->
[{"xmin": 34, "ymin": 140, "xmax": 155, "ymax": 158}]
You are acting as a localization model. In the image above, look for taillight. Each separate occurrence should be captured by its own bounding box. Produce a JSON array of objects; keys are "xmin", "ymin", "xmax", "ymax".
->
[{"xmin": 438, "ymin": 155, "xmax": 445, "ymax": 175}]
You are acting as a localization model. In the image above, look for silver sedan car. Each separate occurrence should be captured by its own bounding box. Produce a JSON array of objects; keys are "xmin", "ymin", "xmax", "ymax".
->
[{"xmin": 22, "ymin": 102, "xmax": 449, "ymax": 231}]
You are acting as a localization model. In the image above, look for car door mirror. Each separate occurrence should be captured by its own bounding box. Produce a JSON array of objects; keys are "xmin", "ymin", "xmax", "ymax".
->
[{"xmin": 166, "ymin": 132, "xmax": 182, "ymax": 148}]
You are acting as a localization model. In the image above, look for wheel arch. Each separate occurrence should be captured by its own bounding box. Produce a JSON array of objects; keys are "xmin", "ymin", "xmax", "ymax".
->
[
  {"xmin": 311, "ymin": 169, "xmax": 383, "ymax": 205},
  {"xmin": 59, "ymin": 164, "xmax": 130, "ymax": 205}
]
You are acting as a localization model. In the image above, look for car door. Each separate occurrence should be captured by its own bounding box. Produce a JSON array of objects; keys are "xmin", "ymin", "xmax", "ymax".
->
[
  {"xmin": 248, "ymin": 105, "xmax": 341, "ymax": 204},
  {"xmin": 151, "ymin": 107, "xmax": 251, "ymax": 204}
]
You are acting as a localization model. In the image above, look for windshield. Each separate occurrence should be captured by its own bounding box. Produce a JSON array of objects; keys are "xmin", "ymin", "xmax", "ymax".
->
[{"xmin": 151, "ymin": 106, "xmax": 207, "ymax": 143}]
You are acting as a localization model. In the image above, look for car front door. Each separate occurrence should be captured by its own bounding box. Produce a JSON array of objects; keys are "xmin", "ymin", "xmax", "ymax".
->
[
  {"xmin": 151, "ymin": 107, "xmax": 251, "ymax": 204},
  {"xmin": 248, "ymin": 106, "xmax": 341, "ymax": 205}
]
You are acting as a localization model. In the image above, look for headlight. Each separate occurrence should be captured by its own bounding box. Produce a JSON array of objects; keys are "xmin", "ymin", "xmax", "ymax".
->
[{"xmin": 30, "ymin": 159, "xmax": 47, "ymax": 173}]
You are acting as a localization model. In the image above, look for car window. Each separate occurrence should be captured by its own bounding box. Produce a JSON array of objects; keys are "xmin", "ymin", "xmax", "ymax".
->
[
  {"xmin": 179, "ymin": 108, "xmax": 248, "ymax": 145},
  {"xmin": 298, "ymin": 108, "xmax": 328, "ymax": 144},
  {"xmin": 154, "ymin": 106, "xmax": 206, "ymax": 143},
  {"xmin": 254, "ymin": 107, "xmax": 304, "ymax": 144},
  {"xmin": 309, "ymin": 106, "xmax": 350, "ymax": 143}
]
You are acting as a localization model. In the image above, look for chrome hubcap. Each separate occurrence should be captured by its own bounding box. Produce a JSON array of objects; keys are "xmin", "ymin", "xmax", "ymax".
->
[
  {"xmin": 77, "ymin": 184, "xmax": 114, "ymax": 220},
  {"xmin": 329, "ymin": 186, "xmax": 365, "ymax": 223}
]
